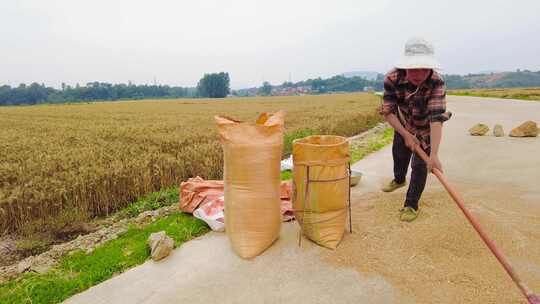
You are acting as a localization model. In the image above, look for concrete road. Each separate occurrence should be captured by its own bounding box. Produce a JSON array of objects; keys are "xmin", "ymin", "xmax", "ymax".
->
[{"xmin": 64, "ymin": 96, "xmax": 540, "ymax": 304}]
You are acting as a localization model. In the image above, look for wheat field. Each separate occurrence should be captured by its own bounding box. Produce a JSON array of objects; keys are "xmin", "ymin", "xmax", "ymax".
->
[{"xmin": 0, "ymin": 93, "xmax": 382, "ymax": 234}]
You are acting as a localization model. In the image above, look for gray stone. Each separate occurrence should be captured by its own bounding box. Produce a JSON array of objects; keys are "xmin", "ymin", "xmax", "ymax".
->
[
  {"xmin": 147, "ymin": 231, "xmax": 175, "ymax": 261},
  {"xmin": 493, "ymin": 124, "xmax": 504, "ymax": 137},
  {"xmin": 30, "ymin": 257, "xmax": 54, "ymax": 274},
  {"xmin": 17, "ymin": 258, "xmax": 33, "ymax": 274},
  {"xmin": 140, "ymin": 210, "xmax": 158, "ymax": 218}
]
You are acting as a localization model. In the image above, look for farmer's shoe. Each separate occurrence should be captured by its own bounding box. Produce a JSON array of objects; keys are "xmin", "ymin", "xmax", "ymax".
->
[
  {"xmin": 400, "ymin": 207, "xmax": 418, "ymax": 222},
  {"xmin": 382, "ymin": 179, "xmax": 406, "ymax": 192}
]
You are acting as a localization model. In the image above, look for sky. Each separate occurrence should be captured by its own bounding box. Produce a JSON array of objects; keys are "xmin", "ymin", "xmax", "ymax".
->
[{"xmin": 1, "ymin": 0, "xmax": 539, "ymax": 89}]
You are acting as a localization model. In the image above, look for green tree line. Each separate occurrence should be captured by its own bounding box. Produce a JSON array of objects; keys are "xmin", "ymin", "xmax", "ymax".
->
[
  {"xmin": 299, "ymin": 74, "xmax": 384, "ymax": 93},
  {"xmin": 0, "ymin": 72, "xmax": 231, "ymax": 106},
  {"xmin": 0, "ymin": 82, "xmax": 196, "ymax": 106},
  {"xmin": 233, "ymin": 70, "xmax": 540, "ymax": 96},
  {"xmin": 3, "ymin": 69, "xmax": 540, "ymax": 105},
  {"xmin": 196, "ymin": 72, "xmax": 230, "ymax": 98}
]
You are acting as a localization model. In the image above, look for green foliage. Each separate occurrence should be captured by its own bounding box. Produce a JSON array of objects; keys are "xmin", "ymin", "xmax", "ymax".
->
[
  {"xmin": 196, "ymin": 72, "xmax": 230, "ymax": 98},
  {"xmin": 5, "ymin": 70, "xmax": 540, "ymax": 105},
  {"xmin": 0, "ymin": 212, "xmax": 209, "ymax": 304},
  {"xmin": 283, "ymin": 129, "xmax": 316, "ymax": 156},
  {"xmin": 301, "ymin": 75, "xmax": 382, "ymax": 93},
  {"xmin": 350, "ymin": 127, "xmax": 394, "ymax": 164},
  {"xmin": 280, "ymin": 170, "xmax": 292, "ymax": 181},
  {"xmin": 114, "ymin": 187, "xmax": 179, "ymax": 219},
  {"xmin": 0, "ymin": 83, "xmax": 195, "ymax": 106},
  {"xmin": 445, "ymin": 70, "xmax": 540, "ymax": 89},
  {"xmin": 444, "ymin": 74, "xmax": 473, "ymax": 89},
  {"xmin": 233, "ymin": 70, "xmax": 540, "ymax": 97},
  {"xmin": 260, "ymin": 81, "xmax": 272, "ymax": 96},
  {"xmin": 235, "ymin": 74, "xmax": 383, "ymax": 96},
  {"xmin": 279, "ymin": 129, "xmax": 316, "ymax": 181},
  {"xmin": 449, "ymin": 87, "xmax": 540, "ymax": 101}
]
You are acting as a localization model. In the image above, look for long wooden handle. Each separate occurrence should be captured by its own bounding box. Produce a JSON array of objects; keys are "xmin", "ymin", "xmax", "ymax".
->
[{"xmin": 413, "ymin": 146, "xmax": 539, "ymax": 304}]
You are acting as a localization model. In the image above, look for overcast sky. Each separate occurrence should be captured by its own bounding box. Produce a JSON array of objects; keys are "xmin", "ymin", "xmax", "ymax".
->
[{"xmin": 1, "ymin": 0, "xmax": 539, "ymax": 89}]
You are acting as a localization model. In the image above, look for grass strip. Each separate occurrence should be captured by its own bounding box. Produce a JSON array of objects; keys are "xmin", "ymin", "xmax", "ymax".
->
[
  {"xmin": 449, "ymin": 90, "xmax": 540, "ymax": 101},
  {"xmin": 350, "ymin": 127, "xmax": 394, "ymax": 164},
  {"xmin": 0, "ymin": 210, "xmax": 208, "ymax": 304}
]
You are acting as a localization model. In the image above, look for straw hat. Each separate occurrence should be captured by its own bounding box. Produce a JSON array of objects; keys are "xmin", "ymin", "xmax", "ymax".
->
[{"xmin": 395, "ymin": 37, "xmax": 442, "ymax": 70}]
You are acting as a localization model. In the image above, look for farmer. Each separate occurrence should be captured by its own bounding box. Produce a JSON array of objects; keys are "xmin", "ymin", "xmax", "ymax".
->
[{"xmin": 380, "ymin": 37, "xmax": 451, "ymax": 222}]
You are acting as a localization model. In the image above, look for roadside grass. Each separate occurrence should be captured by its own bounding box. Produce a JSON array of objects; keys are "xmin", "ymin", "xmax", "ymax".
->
[
  {"xmin": 284, "ymin": 129, "xmax": 315, "ymax": 156},
  {"xmin": 350, "ymin": 127, "xmax": 394, "ymax": 164},
  {"xmin": 114, "ymin": 187, "xmax": 179, "ymax": 220},
  {"xmin": 449, "ymin": 88, "xmax": 540, "ymax": 101},
  {"xmin": 280, "ymin": 170, "xmax": 293, "ymax": 181},
  {"xmin": 1, "ymin": 126, "xmax": 393, "ymax": 304},
  {"xmin": 7, "ymin": 187, "xmax": 182, "ymax": 263},
  {"xmin": 0, "ymin": 212, "xmax": 208, "ymax": 304}
]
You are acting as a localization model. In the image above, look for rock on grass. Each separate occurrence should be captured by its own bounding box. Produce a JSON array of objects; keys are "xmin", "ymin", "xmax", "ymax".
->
[{"xmin": 147, "ymin": 231, "xmax": 174, "ymax": 261}]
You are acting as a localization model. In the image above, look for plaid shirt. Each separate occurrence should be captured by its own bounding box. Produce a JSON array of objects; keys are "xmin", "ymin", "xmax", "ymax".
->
[{"xmin": 380, "ymin": 68, "xmax": 451, "ymax": 149}]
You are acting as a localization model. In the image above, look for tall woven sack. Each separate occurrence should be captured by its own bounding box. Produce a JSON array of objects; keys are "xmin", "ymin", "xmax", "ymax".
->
[
  {"xmin": 215, "ymin": 111, "xmax": 285, "ymax": 259},
  {"xmin": 292, "ymin": 135, "xmax": 349, "ymax": 249}
]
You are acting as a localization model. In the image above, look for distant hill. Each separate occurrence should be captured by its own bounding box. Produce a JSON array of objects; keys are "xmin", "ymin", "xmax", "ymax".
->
[
  {"xmin": 341, "ymin": 70, "xmax": 540, "ymax": 90},
  {"xmin": 233, "ymin": 70, "xmax": 540, "ymax": 97},
  {"xmin": 233, "ymin": 73, "xmax": 382, "ymax": 97},
  {"xmin": 341, "ymin": 71, "xmax": 380, "ymax": 80},
  {"xmin": 445, "ymin": 70, "xmax": 540, "ymax": 89},
  {"xmin": 476, "ymin": 70, "xmax": 502, "ymax": 75}
]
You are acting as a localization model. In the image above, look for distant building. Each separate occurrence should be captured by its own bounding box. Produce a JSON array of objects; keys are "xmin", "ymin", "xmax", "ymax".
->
[
  {"xmin": 246, "ymin": 88, "xmax": 258, "ymax": 96},
  {"xmin": 270, "ymin": 86, "xmax": 312, "ymax": 96},
  {"xmin": 363, "ymin": 86, "xmax": 374, "ymax": 92}
]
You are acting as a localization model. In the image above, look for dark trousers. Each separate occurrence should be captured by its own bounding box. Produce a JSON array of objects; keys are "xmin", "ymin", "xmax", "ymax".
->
[{"xmin": 392, "ymin": 132, "xmax": 430, "ymax": 210}]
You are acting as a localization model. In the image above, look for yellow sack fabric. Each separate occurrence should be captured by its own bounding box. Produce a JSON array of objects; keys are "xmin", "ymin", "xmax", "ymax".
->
[
  {"xmin": 215, "ymin": 111, "xmax": 285, "ymax": 259},
  {"xmin": 292, "ymin": 135, "xmax": 350, "ymax": 249}
]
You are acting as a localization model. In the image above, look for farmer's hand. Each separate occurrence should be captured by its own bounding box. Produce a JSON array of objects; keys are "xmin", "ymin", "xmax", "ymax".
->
[
  {"xmin": 404, "ymin": 132, "xmax": 420, "ymax": 150},
  {"xmin": 428, "ymin": 154, "xmax": 443, "ymax": 173}
]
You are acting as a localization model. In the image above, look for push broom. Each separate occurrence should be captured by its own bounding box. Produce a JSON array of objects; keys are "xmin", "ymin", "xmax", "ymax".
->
[{"xmin": 411, "ymin": 144, "xmax": 539, "ymax": 304}]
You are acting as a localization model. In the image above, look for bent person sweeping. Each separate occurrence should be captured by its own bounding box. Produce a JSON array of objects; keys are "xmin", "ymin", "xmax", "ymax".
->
[{"xmin": 380, "ymin": 37, "xmax": 451, "ymax": 222}]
